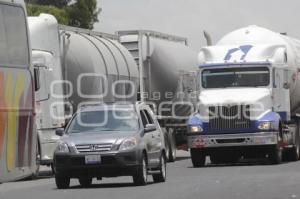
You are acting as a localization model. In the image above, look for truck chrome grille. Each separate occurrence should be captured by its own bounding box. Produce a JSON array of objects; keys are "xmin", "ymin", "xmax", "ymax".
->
[
  {"xmin": 209, "ymin": 105, "xmax": 250, "ymax": 130},
  {"xmin": 75, "ymin": 143, "xmax": 113, "ymax": 153}
]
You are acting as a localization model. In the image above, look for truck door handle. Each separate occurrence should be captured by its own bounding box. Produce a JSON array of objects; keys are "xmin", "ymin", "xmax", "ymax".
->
[{"xmin": 152, "ymin": 134, "xmax": 155, "ymax": 138}]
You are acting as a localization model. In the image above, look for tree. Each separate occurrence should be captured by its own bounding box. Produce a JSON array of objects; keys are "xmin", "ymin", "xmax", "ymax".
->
[
  {"xmin": 26, "ymin": 4, "xmax": 69, "ymax": 25},
  {"xmin": 35, "ymin": 0, "xmax": 71, "ymax": 8},
  {"xmin": 26, "ymin": 0, "xmax": 99, "ymax": 29},
  {"xmin": 67, "ymin": 0, "xmax": 99, "ymax": 29}
]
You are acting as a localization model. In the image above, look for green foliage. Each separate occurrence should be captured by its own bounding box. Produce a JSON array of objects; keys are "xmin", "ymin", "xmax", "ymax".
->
[
  {"xmin": 67, "ymin": 0, "xmax": 99, "ymax": 29},
  {"xmin": 30, "ymin": 0, "xmax": 71, "ymax": 8},
  {"xmin": 26, "ymin": 0, "xmax": 99, "ymax": 29},
  {"xmin": 27, "ymin": 4, "xmax": 69, "ymax": 25}
]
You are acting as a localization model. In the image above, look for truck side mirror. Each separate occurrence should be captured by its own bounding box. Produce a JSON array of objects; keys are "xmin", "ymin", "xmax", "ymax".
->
[
  {"xmin": 283, "ymin": 82, "xmax": 290, "ymax": 89},
  {"xmin": 34, "ymin": 68, "xmax": 40, "ymax": 92}
]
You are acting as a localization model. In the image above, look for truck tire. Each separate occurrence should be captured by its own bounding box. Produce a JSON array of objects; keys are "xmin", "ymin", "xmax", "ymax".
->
[
  {"xmin": 168, "ymin": 128, "xmax": 177, "ymax": 162},
  {"xmin": 152, "ymin": 154, "xmax": 167, "ymax": 183},
  {"xmin": 190, "ymin": 148, "xmax": 206, "ymax": 167},
  {"xmin": 133, "ymin": 154, "xmax": 148, "ymax": 186},
  {"xmin": 55, "ymin": 173, "xmax": 70, "ymax": 189},
  {"xmin": 269, "ymin": 144, "xmax": 282, "ymax": 164},
  {"xmin": 288, "ymin": 125, "xmax": 300, "ymax": 161},
  {"xmin": 79, "ymin": 177, "xmax": 93, "ymax": 187}
]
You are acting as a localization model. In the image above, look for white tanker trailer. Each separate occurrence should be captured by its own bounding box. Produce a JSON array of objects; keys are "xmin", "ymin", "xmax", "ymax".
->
[
  {"xmin": 29, "ymin": 14, "xmax": 198, "ymax": 168},
  {"xmin": 187, "ymin": 25, "xmax": 300, "ymax": 167},
  {"xmin": 118, "ymin": 30, "xmax": 199, "ymax": 161}
]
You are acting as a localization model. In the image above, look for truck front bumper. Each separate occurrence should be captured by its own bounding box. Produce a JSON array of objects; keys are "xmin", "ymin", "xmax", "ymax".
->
[{"xmin": 188, "ymin": 132, "xmax": 278, "ymax": 149}]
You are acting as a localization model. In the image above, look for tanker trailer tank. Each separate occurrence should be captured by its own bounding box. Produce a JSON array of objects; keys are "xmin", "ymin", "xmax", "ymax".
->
[
  {"xmin": 118, "ymin": 30, "xmax": 199, "ymax": 161},
  {"xmin": 59, "ymin": 25, "xmax": 140, "ymax": 111},
  {"xmin": 117, "ymin": 30, "xmax": 199, "ymax": 118}
]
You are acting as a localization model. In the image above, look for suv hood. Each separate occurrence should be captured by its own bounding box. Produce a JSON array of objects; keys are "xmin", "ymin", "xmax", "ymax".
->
[{"xmin": 62, "ymin": 131, "xmax": 137, "ymax": 146}]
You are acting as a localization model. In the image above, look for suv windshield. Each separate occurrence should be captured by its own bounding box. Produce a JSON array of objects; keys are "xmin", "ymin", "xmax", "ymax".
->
[
  {"xmin": 67, "ymin": 110, "xmax": 139, "ymax": 133},
  {"xmin": 202, "ymin": 67, "xmax": 270, "ymax": 89}
]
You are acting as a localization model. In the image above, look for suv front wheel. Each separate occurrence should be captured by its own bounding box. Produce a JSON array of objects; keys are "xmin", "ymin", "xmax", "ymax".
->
[
  {"xmin": 133, "ymin": 154, "xmax": 148, "ymax": 186},
  {"xmin": 153, "ymin": 154, "xmax": 167, "ymax": 183},
  {"xmin": 55, "ymin": 173, "xmax": 70, "ymax": 189}
]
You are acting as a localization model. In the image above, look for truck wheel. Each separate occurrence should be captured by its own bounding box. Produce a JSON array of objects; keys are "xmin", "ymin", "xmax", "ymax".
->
[
  {"xmin": 55, "ymin": 174, "xmax": 70, "ymax": 189},
  {"xmin": 153, "ymin": 154, "xmax": 167, "ymax": 183},
  {"xmin": 168, "ymin": 128, "xmax": 177, "ymax": 162},
  {"xmin": 288, "ymin": 128, "xmax": 300, "ymax": 161},
  {"xmin": 79, "ymin": 177, "xmax": 93, "ymax": 187},
  {"xmin": 190, "ymin": 148, "xmax": 206, "ymax": 167},
  {"xmin": 269, "ymin": 144, "xmax": 282, "ymax": 164},
  {"xmin": 133, "ymin": 154, "xmax": 148, "ymax": 186}
]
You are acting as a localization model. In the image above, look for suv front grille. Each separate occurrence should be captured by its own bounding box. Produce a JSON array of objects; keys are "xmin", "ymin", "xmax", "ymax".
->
[
  {"xmin": 75, "ymin": 143, "xmax": 113, "ymax": 153},
  {"xmin": 209, "ymin": 105, "xmax": 250, "ymax": 130}
]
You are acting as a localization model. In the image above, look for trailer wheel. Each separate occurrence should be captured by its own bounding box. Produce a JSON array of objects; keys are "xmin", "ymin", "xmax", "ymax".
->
[
  {"xmin": 268, "ymin": 144, "xmax": 282, "ymax": 164},
  {"xmin": 190, "ymin": 148, "xmax": 206, "ymax": 167},
  {"xmin": 168, "ymin": 128, "xmax": 177, "ymax": 162}
]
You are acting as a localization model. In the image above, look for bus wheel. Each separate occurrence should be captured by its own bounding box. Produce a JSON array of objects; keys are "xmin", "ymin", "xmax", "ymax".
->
[{"xmin": 32, "ymin": 140, "xmax": 41, "ymax": 179}]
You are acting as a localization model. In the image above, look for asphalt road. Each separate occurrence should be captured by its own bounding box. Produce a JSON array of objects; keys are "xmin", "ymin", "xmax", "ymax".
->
[{"xmin": 1, "ymin": 151, "xmax": 300, "ymax": 199}]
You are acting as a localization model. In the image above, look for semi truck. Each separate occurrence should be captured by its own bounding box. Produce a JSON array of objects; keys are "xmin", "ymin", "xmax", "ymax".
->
[
  {"xmin": 29, "ymin": 14, "xmax": 198, "ymax": 168},
  {"xmin": 187, "ymin": 25, "xmax": 300, "ymax": 167},
  {"xmin": 0, "ymin": 0, "xmax": 38, "ymax": 182}
]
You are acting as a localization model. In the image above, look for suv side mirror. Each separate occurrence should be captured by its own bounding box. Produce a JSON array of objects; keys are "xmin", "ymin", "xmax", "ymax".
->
[
  {"xmin": 144, "ymin": 124, "xmax": 156, "ymax": 133},
  {"xmin": 55, "ymin": 128, "xmax": 65, "ymax": 136}
]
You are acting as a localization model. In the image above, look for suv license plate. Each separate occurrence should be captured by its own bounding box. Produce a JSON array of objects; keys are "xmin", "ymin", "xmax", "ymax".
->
[{"xmin": 85, "ymin": 155, "xmax": 101, "ymax": 164}]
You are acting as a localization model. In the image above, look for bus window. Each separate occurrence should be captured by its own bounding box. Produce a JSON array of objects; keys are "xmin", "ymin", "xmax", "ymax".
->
[{"xmin": 0, "ymin": 4, "xmax": 29, "ymax": 67}]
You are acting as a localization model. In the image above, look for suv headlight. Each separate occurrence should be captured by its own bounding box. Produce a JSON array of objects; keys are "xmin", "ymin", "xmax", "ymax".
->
[
  {"xmin": 119, "ymin": 137, "xmax": 137, "ymax": 151},
  {"xmin": 56, "ymin": 142, "xmax": 69, "ymax": 153},
  {"xmin": 258, "ymin": 121, "xmax": 274, "ymax": 130},
  {"xmin": 188, "ymin": 125, "xmax": 203, "ymax": 134}
]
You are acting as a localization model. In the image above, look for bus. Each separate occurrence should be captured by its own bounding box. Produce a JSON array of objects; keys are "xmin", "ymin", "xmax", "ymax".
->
[{"xmin": 0, "ymin": 0, "xmax": 37, "ymax": 182}]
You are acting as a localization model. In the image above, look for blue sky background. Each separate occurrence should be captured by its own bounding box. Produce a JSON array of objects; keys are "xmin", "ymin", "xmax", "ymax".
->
[{"xmin": 95, "ymin": 0, "xmax": 300, "ymax": 51}]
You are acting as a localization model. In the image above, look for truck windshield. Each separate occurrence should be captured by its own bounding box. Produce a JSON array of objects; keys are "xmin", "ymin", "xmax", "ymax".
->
[
  {"xmin": 67, "ymin": 110, "xmax": 139, "ymax": 133},
  {"xmin": 202, "ymin": 67, "xmax": 270, "ymax": 88}
]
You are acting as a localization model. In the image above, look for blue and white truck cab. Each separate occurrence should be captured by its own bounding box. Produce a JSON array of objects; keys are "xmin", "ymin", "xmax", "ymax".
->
[{"xmin": 187, "ymin": 26, "xmax": 300, "ymax": 167}]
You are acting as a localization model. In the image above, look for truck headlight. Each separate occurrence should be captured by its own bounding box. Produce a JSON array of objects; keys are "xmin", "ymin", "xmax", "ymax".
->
[
  {"xmin": 56, "ymin": 142, "xmax": 69, "ymax": 153},
  {"xmin": 189, "ymin": 125, "xmax": 203, "ymax": 134},
  {"xmin": 258, "ymin": 121, "xmax": 274, "ymax": 130},
  {"xmin": 119, "ymin": 137, "xmax": 137, "ymax": 151}
]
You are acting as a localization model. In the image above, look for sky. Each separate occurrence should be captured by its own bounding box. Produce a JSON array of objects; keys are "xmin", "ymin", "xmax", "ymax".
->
[{"xmin": 94, "ymin": 0, "xmax": 300, "ymax": 51}]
